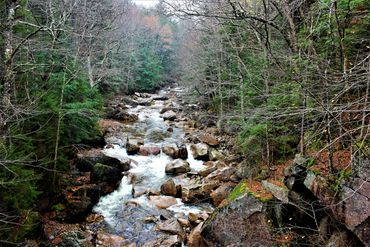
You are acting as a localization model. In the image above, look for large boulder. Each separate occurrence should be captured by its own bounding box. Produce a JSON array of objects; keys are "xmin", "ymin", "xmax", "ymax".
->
[
  {"xmin": 91, "ymin": 163, "xmax": 122, "ymax": 187},
  {"xmin": 75, "ymin": 149, "xmax": 124, "ymax": 172},
  {"xmin": 162, "ymin": 144, "xmax": 188, "ymax": 159},
  {"xmin": 304, "ymin": 172, "xmax": 370, "ymax": 245},
  {"xmin": 210, "ymin": 182, "xmax": 235, "ymax": 207},
  {"xmin": 161, "ymin": 178, "xmax": 177, "ymax": 197},
  {"xmin": 190, "ymin": 143, "xmax": 209, "ymax": 161},
  {"xmin": 105, "ymin": 107, "xmax": 138, "ymax": 122},
  {"xmin": 165, "ymin": 159, "xmax": 190, "ymax": 175},
  {"xmin": 201, "ymin": 193, "xmax": 273, "ymax": 247}
]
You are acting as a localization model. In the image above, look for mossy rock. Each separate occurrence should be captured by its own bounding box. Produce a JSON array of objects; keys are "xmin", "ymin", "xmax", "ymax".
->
[
  {"xmin": 91, "ymin": 163, "xmax": 122, "ymax": 185},
  {"xmin": 228, "ymin": 180, "xmax": 273, "ymax": 203}
]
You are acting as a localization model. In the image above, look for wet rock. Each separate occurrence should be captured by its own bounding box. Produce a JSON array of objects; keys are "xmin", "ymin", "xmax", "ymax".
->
[
  {"xmin": 106, "ymin": 108, "xmax": 138, "ymax": 122},
  {"xmin": 104, "ymin": 134, "xmax": 128, "ymax": 147},
  {"xmin": 157, "ymin": 218, "xmax": 185, "ymax": 239},
  {"xmin": 190, "ymin": 143, "xmax": 209, "ymax": 161},
  {"xmin": 91, "ymin": 163, "xmax": 122, "ymax": 186},
  {"xmin": 132, "ymin": 185, "xmax": 148, "ymax": 198},
  {"xmin": 149, "ymin": 195, "xmax": 177, "ymax": 209},
  {"xmin": 161, "ymin": 178, "xmax": 177, "ymax": 197},
  {"xmin": 96, "ymin": 232, "xmax": 126, "ymax": 247},
  {"xmin": 160, "ymin": 107, "xmax": 176, "ymax": 114},
  {"xmin": 262, "ymin": 180, "xmax": 289, "ymax": 203},
  {"xmin": 208, "ymin": 149, "xmax": 223, "ymax": 161},
  {"xmin": 198, "ymin": 134, "xmax": 219, "ymax": 147},
  {"xmin": 165, "ymin": 159, "xmax": 190, "ymax": 175},
  {"xmin": 126, "ymin": 199, "xmax": 142, "ymax": 207},
  {"xmin": 162, "ymin": 110, "xmax": 177, "ymax": 121},
  {"xmin": 137, "ymin": 98, "xmax": 153, "ymax": 106},
  {"xmin": 85, "ymin": 214, "xmax": 104, "ymax": 223},
  {"xmin": 126, "ymin": 139, "xmax": 142, "ymax": 155},
  {"xmin": 153, "ymin": 95, "xmax": 169, "ymax": 101},
  {"xmin": 144, "ymin": 216, "xmax": 158, "ymax": 224},
  {"xmin": 76, "ymin": 149, "xmax": 123, "ymax": 172},
  {"xmin": 188, "ymin": 222, "xmax": 207, "ymax": 247},
  {"xmin": 163, "ymin": 144, "xmax": 188, "ymax": 159},
  {"xmin": 139, "ymin": 145, "xmax": 161, "ymax": 156},
  {"xmin": 210, "ymin": 182, "xmax": 235, "ymax": 207},
  {"xmin": 65, "ymin": 196, "xmax": 92, "ymax": 220},
  {"xmin": 201, "ymin": 193, "xmax": 273, "ymax": 247}
]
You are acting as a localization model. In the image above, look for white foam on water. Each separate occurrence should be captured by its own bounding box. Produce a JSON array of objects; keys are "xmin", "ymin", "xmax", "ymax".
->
[{"xmin": 186, "ymin": 145, "xmax": 206, "ymax": 172}]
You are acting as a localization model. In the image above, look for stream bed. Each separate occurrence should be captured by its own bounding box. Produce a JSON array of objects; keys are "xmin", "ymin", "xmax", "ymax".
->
[{"xmin": 92, "ymin": 88, "xmax": 213, "ymax": 245}]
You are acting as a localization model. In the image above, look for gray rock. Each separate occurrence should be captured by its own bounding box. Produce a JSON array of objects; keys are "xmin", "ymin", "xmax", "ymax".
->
[
  {"xmin": 201, "ymin": 193, "xmax": 273, "ymax": 247},
  {"xmin": 162, "ymin": 110, "xmax": 177, "ymax": 121},
  {"xmin": 165, "ymin": 159, "xmax": 190, "ymax": 175},
  {"xmin": 157, "ymin": 218, "xmax": 185, "ymax": 239},
  {"xmin": 262, "ymin": 180, "xmax": 289, "ymax": 203},
  {"xmin": 190, "ymin": 143, "xmax": 209, "ymax": 161}
]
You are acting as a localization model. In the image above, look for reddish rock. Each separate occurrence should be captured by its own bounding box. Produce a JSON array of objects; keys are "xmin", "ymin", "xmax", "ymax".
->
[
  {"xmin": 198, "ymin": 165, "xmax": 217, "ymax": 177},
  {"xmin": 163, "ymin": 143, "xmax": 188, "ymax": 159},
  {"xmin": 304, "ymin": 172, "xmax": 370, "ymax": 245},
  {"xmin": 161, "ymin": 178, "xmax": 177, "ymax": 197},
  {"xmin": 199, "ymin": 134, "xmax": 220, "ymax": 147},
  {"xmin": 139, "ymin": 145, "xmax": 161, "ymax": 156},
  {"xmin": 157, "ymin": 218, "xmax": 185, "ymax": 239},
  {"xmin": 188, "ymin": 222, "xmax": 207, "ymax": 247},
  {"xmin": 96, "ymin": 232, "xmax": 125, "ymax": 247},
  {"xmin": 149, "ymin": 195, "xmax": 177, "ymax": 209},
  {"xmin": 210, "ymin": 182, "xmax": 235, "ymax": 206}
]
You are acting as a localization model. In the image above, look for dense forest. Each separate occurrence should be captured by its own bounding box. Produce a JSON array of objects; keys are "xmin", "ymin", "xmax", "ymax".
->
[{"xmin": 0, "ymin": 0, "xmax": 369, "ymax": 246}]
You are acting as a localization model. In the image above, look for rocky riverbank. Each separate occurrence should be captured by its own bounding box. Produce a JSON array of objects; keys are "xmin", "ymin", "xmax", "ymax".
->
[{"xmin": 36, "ymin": 86, "xmax": 368, "ymax": 247}]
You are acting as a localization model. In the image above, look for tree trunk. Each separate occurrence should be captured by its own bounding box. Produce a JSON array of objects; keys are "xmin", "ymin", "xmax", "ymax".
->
[{"xmin": 2, "ymin": 1, "xmax": 19, "ymax": 108}]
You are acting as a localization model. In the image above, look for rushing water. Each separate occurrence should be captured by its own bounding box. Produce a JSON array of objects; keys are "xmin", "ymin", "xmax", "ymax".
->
[{"xmin": 93, "ymin": 90, "xmax": 210, "ymax": 244}]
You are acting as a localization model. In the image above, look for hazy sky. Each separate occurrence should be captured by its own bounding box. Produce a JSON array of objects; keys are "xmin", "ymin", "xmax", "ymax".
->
[{"xmin": 133, "ymin": 0, "xmax": 159, "ymax": 8}]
